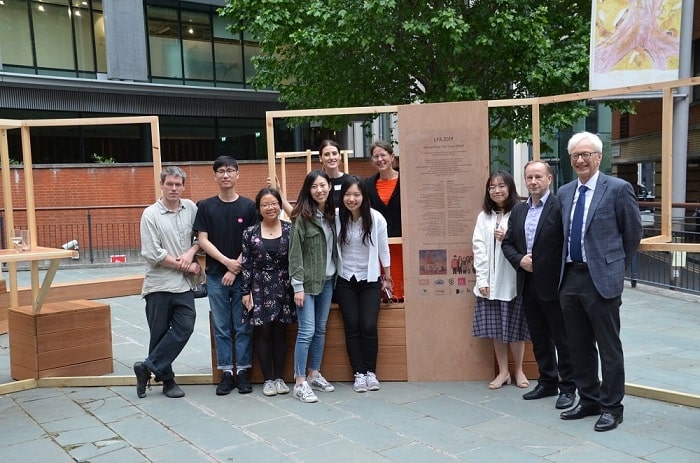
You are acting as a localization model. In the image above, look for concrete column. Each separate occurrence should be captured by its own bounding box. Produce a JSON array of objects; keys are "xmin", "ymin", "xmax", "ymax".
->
[{"xmin": 103, "ymin": 0, "xmax": 148, "ymax": 82}]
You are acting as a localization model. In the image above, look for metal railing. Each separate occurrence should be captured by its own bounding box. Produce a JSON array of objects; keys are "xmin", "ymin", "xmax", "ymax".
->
[{"xmin": 628, "ymin": 206, "xmax": 700, "ymax": 295}]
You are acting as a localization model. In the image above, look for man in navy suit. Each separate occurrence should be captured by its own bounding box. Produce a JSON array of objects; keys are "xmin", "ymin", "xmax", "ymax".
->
[
  {"xmin": 503, "ymin": 160, "xmax": 576, "ymax": 410},
  {"xmin": 558, "ymin": 132, "xmax": 642, "ymax": 432}
]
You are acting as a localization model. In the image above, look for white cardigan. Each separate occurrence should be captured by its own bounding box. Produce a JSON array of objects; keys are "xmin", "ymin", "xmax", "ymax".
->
[
  {"xmin": 335, "ymin": 208, "xmax": 390, "ymax": 282},
  {"xmin": 472, "ymin": 210, "xmax": 517, "ymax": 301}
]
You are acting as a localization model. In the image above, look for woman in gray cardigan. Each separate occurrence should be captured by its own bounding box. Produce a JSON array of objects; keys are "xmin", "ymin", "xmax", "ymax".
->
[{"xmin": 288, "ymin": 170, "xmax": 339, "ymax": 403}]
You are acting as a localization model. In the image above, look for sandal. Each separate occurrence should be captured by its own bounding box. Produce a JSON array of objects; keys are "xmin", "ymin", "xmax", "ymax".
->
[
  {"xmin": 488, "ymin": 373, "xmax": 511, "ymax": 390},
  {"xmin": 515, "ymin": 372, "xmax": 529, "ymax": 388}
]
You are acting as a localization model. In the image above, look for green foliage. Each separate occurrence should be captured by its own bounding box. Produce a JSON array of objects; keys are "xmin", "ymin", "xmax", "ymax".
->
[
  {"xmin": 221, "ymin": 0, "xmax": 597, "ymax": 141},
  {"xmin": 92, "ymin": 153, "xmax": 116, "ymax": 164}
]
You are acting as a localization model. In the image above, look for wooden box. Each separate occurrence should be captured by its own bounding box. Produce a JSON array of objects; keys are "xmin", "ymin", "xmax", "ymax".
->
[
  {"xmin": 8, "ymin": 299, "xmax": 113, "ymax": 380},
  {"xmin": 210, "ymin": 302, "xmax": 408, "ymax": 385}
]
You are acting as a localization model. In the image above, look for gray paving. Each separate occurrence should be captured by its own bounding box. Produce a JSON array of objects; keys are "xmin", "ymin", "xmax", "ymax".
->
[{"xmin": 1, "ymin": 265, "xmax": 699, "ymax": 462}]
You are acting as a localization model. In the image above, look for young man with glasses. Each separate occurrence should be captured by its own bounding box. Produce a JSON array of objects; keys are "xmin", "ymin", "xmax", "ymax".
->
[{"xmin": 194, "ymin": 156, "xmax": 259, "ymax": 395}]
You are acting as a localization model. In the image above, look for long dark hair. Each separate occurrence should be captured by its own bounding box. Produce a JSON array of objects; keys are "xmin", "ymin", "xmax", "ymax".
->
[
  {"xmin": 254, "ymin": 187, "xmax": 282, "ymax": 221},
  {"xmin": 482, "ymin": 170, "xmax": 518, "ymax": 214},
  {"xmin": 338, "ymin": 175, "xmax": 373, "ymax": 246},
  {"xmin": 290, "ymin": 170, "xmax": 335, "ymax": 221}
]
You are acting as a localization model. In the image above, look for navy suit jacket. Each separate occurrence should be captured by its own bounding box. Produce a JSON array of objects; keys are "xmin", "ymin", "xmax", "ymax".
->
[
  {"xmin": 502, "ymin": 193, "xmax": 563, "ymax": 302},
  {"xmin": 558, "ymin": 172, "xmax": 642, "ymax": 299}
]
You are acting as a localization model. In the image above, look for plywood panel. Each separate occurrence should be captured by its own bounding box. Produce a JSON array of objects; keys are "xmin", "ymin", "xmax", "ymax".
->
[{"xmin": 8, "ymin": 300, "xmax": 113, "ymax": 379}]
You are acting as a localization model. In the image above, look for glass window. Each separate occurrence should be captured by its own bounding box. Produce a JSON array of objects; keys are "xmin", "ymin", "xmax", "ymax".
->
[
  {"xmin": 93, "ymin": 11, "xmax": 107, "ymax": 73},
  {"xmin": 0, "ymin": 0, "xmax": 33, "ymax": 67},
  {"xmin": 213, "ymin": 15, "xmax": 243, "ymax": 83},
  {"xmin": 147, "ymin": 5, "xmax": 183, "ymax": 79},
  {"xmin": 181, "ymin": 10, "xmax": 212, "ymax": 81},
  {"xmin": 243, "ymin": 41, "xmax": 261, "ymax": 84},
  {"xmin": 33, "ymin": 0, "xmax": 74, "ymax": 70},
  {"xmin": 73, "ymin": 3, "xmax": 95, "ymax": 72}
]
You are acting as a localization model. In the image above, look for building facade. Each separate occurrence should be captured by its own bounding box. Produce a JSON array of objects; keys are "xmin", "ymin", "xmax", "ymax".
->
[{"xmin": 0, "ymin": 0, "xmax": 290, "ymax": 163}]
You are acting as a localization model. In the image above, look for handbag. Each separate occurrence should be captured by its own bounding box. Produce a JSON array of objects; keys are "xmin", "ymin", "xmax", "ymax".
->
[{"xmin": 189, "ymin": 273, "xmax": 207, "ymax": 298}]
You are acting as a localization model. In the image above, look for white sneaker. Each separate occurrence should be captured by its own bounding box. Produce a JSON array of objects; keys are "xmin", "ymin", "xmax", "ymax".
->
[
  {"xmin": 274, "ymin": 378, "xmax": 290, "ymax": 394},
  {"xmin": 308, "ymin": 373, "xmax": 335, "ymax": 392},
  {"xmin": 262, "ymin": 380, "xmax": 277, "ymax": 396},
  {"xmin": 293, "ymin": 381, "xmax": 318, "ymax": 403},
  {"xmin": 366, "ymin": 372, "xmax": 380, "ymax": 391},
  {"xmin": 353, "ymin": 372, "xmax": 368, "ymax": 392}
]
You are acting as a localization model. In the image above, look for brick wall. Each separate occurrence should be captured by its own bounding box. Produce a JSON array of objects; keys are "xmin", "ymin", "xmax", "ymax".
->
[{"xmin": 1, "ymin": 159, "xmax": 380, "ymax": 250}]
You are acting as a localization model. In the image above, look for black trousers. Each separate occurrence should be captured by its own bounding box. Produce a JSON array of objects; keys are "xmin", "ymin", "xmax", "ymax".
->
[
  {"xmin": 522, "ymin": 273, "xmax": 576, "ymax": 393},
  {"xmin": 335, "ymin": 276, "xmax": 382, "ymax": 374},
  {"xmin": 144, "ymin": 291, "xmax": 196, "ymax": 382},
  {"xmin": 559, "ymin": 264, "xmax": 625, "ymax": 415}
]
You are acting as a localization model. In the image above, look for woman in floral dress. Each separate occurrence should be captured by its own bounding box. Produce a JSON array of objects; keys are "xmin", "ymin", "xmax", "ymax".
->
[{"xmin": 241, "ymin": 188, "xmax": 295, "ymax": 397}]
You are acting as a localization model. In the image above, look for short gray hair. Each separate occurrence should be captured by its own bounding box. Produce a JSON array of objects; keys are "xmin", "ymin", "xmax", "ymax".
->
[
  {"xmin": 160, "ymin": 166, "xmax": 186, "ymax": 184},
  {"xmin": 567, "ymin": 131, "xmax": 603, "ymax": 154}
]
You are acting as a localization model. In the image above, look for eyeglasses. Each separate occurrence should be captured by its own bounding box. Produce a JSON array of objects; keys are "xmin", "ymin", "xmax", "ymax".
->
[
  {"xmin": 569, "ymin": 151, "xmax": 598, "ymax": 161},
  {"xmin": 488, "ymin": 184, "xmax": 507, "ymax": 192},
  {"xmin": 371, "ymin": 153, "xmax": 390, "ymax": 160},
  {"xmin": 260, "ymin": 202, "xmax": 279, "ymax": 209},
  {"xmin": 215, "ymin": 168, "xmax": 237, "ymax": 176}
]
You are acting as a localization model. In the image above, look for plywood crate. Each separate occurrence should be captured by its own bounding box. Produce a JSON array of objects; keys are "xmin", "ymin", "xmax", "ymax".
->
[{"xmin": 8, "ymin": 299, "xmax": 113, "ymax": 380}]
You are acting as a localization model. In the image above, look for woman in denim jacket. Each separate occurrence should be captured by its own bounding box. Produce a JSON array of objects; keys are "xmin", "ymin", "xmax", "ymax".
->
[{"xmin": 289, "ymin": 170, "xmax": 339, "ymax": 403}]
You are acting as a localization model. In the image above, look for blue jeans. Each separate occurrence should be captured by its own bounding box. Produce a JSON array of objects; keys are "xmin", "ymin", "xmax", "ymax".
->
[
  {"xmin": 143, "ymin": 291, "xmax": 196, "ymax": 382},
  {"xmin": 207, "ymin": 273, "xmax": 253, "ymax": 371},
  {"xmin": 294, "ymin": 279, "xmax": 334, "ymax": 378}
]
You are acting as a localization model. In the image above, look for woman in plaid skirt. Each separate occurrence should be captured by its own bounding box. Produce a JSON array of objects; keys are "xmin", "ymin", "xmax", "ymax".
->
[{"xmin": 472, "ymin": 171, "xmax": 530, "ymax": 390}]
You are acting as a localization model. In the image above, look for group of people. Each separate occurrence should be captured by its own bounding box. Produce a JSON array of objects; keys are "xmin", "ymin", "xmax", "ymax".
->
[
  {"xmin": 472, "ymin": 131, "xmax": 643, "ymax": 432},
  {"xmin": 133, "ymin": 139, "xmax": 402, "ymax": 404}
]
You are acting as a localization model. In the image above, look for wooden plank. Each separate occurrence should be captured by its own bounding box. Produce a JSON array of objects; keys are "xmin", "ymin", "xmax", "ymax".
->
[
  {"xmin": 0, "ymin": 276, "xmax": 143, "ymax": 309},
  {"xmin": 38, "ymin": 357, "xmax": 113, "ymax": 378}
]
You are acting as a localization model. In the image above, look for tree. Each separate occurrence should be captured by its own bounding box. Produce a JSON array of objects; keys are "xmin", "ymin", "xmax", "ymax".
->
[{"xmin": 221, "ymin": 0, "xmax": 593, "ymax": 142}]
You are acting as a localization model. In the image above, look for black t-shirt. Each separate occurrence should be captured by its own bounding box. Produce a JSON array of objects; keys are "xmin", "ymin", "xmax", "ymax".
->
[
  {"xmin": 193, "ymin": 195, "xmax": 259, "ymax": 275},
  {"xmin": 330, "ymin": 173, "xmax": 349, "ymax": 206}
]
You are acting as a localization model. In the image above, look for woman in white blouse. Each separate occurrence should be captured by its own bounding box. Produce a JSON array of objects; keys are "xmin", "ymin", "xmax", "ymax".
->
[
  {"xmin": 334, "ymin": 175, "xmax": 391, "ymax": 393},
  {"xmin": 472, "ymin": 171, "xmax": 530, "ymax": 390}
]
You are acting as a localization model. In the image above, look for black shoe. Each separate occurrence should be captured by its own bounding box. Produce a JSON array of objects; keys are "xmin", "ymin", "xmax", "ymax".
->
[
  {"xmin": 522, "ymin": 384, "xmax": 558, "ymax": 400},
  {"xmin": 560, "ymin": 402, "xmax": 602, "ymax": 420},
  {"xmin": 163, "ymin": 379, "xmax": 185, "ymax": 398},
  {"xmin": 133, "ymin": 362, "xmax": 151, "ymax": 398},
  {"xmin": 237, "ymin": 369, "xmax": 252, "ymax": 394},
  {"xmin": 555, "ymin": 392, "xmax": 576, "ymax": 410},
  {"xmin": 594, "ymin": 412, "xmax": 623, "ymax": 432},
  {"xmin": 216, "ymin": 371, "xmax": 235, "ymax": 396}
]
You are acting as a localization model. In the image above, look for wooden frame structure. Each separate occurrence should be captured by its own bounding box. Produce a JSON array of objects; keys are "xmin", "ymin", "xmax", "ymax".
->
[
  {"xmin": 265, "ymin": 78, "xmax": 700, "ymax": 254},
  {"xmin": 1, "ymin": 80, "xmax": 698, "ymax": 406},
  {"xmin": 275, "ymin": 149, "xmax": 352, "ymax": 200},
  {"xmin": 1, "ymin": 116, "xmax": 162, "ymax": 317}
]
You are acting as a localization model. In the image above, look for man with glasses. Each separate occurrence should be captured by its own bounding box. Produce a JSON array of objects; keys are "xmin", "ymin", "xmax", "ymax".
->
[
  {"xmin": 194, "ymin": 156, "xmax": 259, "ymax": 395},
  {"xmin": 557, "ymin": 132, "xmax": 642, "ymax": 431}
]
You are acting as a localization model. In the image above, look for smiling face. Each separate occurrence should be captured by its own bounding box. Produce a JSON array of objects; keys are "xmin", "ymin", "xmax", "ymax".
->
[
  {"xmin": 569, "ymin": 138, "xmax": 602, "ymax": 184},
  {"xmin": 371, "ymin": 146, "xmax": 394, "ymax": 174},
  {"xmin": 309, "ymin": 175, "xmax": 330, "ymax": 207},
  {"xmin": 320, "ymin": 144, "xmax": 341, "ymax": 172},
  {"xmin": 343, "ymin": 183, "xmax": 363, "ymax": 217},
  {"xmin": 488, "ymin": 176, "xmax": 509, "ymax": 208},
  {"xmin": 258, "ymin": 193, "xmax": 280, "ymax": 221}
]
